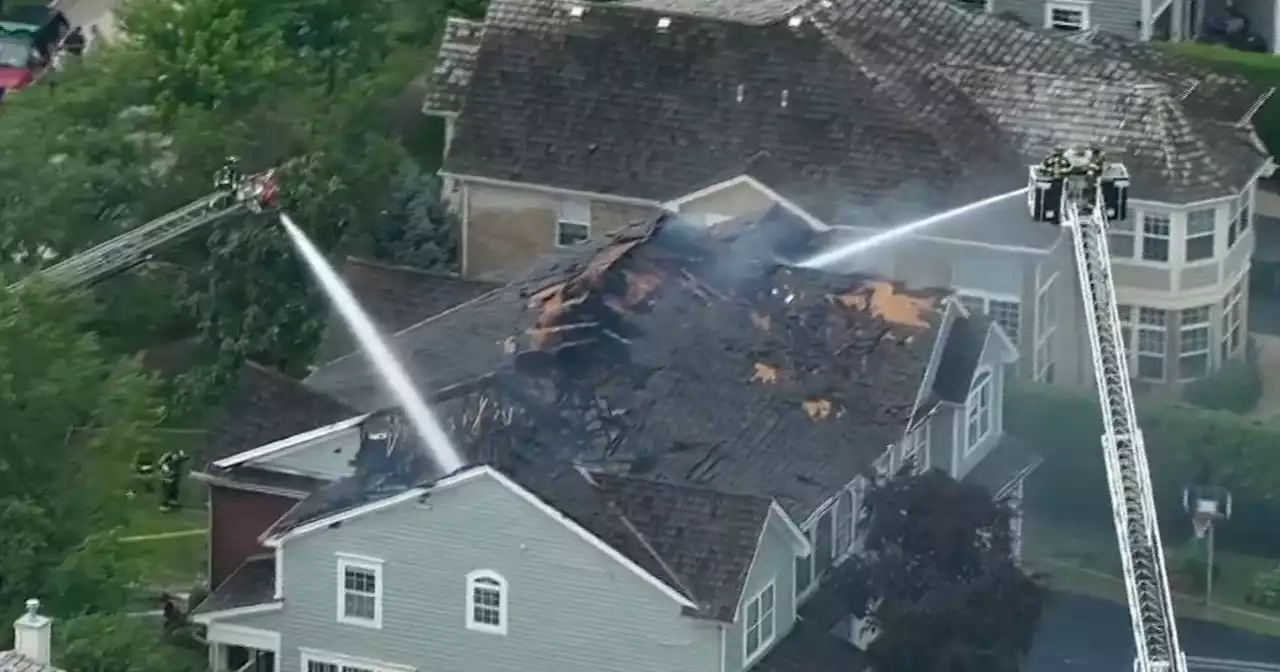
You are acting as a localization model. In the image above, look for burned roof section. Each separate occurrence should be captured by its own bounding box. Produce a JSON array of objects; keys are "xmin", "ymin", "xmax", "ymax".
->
[
  {"xmin": 192, "ymin": 554, "xmax": 277, "ymax": 616},
  {"xmin": 440, "ymin": 0, "xmax": 1270, "ymax": 208},
  {"xmin": 316, "ymin": 258, "xmax": 499, "ymax": 364},
  {"xmin": 308, "ymin": 210, "xmax": 949, "ymax": 519}
]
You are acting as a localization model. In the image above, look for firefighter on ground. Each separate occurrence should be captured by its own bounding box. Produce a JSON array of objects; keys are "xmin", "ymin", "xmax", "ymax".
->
[
  {"xmin": 128, "ymin": 450, "xmax": 157, "ymax": 500},
  {"xmin": 158, "ymin": 448, "xmax": 189, "ymax": 512},
  {"xmin": 62, "ymin": 27, "xmax": 86, "ymax": 57}
]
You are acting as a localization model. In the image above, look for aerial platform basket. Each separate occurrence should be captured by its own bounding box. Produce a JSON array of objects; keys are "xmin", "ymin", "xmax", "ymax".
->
[{"xmin": 1027, "ymin": 160, "xmax": 1130, "ymax": 224}]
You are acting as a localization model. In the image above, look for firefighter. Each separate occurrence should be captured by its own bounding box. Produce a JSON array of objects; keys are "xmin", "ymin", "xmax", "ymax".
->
[
  {"xmin": 1041, "ymin": 147, "xmax": 1072, "ymax": 179},
  {"xmin": 128, "ymin": 450, "xmax": 157, "ymax": 500},
  {"xmin": 157, "ymin": 448, "xmax": 189, "ymax": 512},
  {"xmin": 213, "ymin": 156, "xmax": 243, "ymax": 192},
  {"xmin": 1083, "ymin": 146, "xmax": 1107, "ymax": 195},
  {"xmin": 62, "ymin": 27, "xmax": 86, "ymax": 57}
]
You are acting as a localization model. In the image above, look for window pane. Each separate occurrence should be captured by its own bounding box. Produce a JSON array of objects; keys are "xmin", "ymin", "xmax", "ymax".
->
[
  {"xmin": 1143, "ymin": 213, "xmax": 1171, "ymax": 235},
  {"xmin": 1109, "ymin": 234, "xmax": 1135, "ymax": 258},
  {"xmin": 557, "ymin": 222, "xmax": 590, "ymax": 247},
  {"xmin": 1139, "ymin": 308, "xmax": 1166, "ymax": 326},
  {"xmin": 1180, "ymin": 353, "xmax": 1208, "ymax": 378},
  {"xmin": 1185, "ymin": 235, "xmax": 1214, "ymax": 261},
  {"xmin": 1181, "ymin": 327, "xmax": 1209, "ymax": 353},
  {"xmin": 1142, "ymin": 237, "xmax": 1169, "ymax": 262},
  {"xmin": 989, "ymin": 300, "xmax": 1020, "ymax": 343},
  {"xmin": 815, "ymin": 511, "xmax": 834, "ymax": 576},
  {"xmin": 1138, "ymin": 355, "xmax": 1164, "ymax": 380},
  {"xmin": 1187, "ymin": 209, "xmax": 1215, "ymax": 235},
  {"xmin": 1181, "ymin": 306, "xmax": 1210, "ymax": 325}
]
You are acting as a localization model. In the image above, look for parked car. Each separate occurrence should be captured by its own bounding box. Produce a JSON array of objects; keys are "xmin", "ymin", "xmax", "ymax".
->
[{"xmin": 0, "ymin": 32, "xmax": 43, "ymax": 92}]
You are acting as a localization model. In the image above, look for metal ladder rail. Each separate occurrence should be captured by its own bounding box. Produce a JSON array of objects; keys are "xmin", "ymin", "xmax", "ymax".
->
[
  {"xmin": 1067, "ymin": 200, "xmax": 1185, "ymax": 672},
  {"xmin": 18, "ymin": 193, "xmax": 242, "ymax": 288}
]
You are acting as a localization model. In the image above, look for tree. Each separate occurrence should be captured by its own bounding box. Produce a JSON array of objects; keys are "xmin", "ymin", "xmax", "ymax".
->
[
  {"xmin": 55, "ymin": 613, "xmax": 205, "ymax": 672},
  {"xmin": 370, "ymin": 160, "xmax": 459, "ymax": 271},
  {"xmin": 825, "ymin": 468, "xmax": 1048, "ymax": 672},
  {"xmin": 0, "ymin": 280, "xmax": 166, "ymax": 616}
]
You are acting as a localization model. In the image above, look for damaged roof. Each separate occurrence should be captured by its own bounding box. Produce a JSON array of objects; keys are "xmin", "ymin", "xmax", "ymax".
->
[
  {"xmin": 307, "ymin": 207, "xmax": 953, "ymax": 520},
  {"xmin": 316, "ymin": 258, "xmax": 499, "ymax": 364},
  {"xmin": 192, "ymin": 554, "xmax": 277, "ymax": 616},
  {"xmin": 434, "ymin": 0, "xmax": 1269, "ymax": 210}
]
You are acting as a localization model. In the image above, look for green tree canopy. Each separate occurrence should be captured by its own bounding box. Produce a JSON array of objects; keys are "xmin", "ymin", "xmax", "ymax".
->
[{"xmin": 56, "ymin": 613, "xmax": 205, "ymax": 672}]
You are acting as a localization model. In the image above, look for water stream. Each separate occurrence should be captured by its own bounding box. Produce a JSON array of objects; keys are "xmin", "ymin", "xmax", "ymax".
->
[
  {"xmin": 797, "ymin": 187, "xmax": 1029, "ymax": 270},
  {"xmin": 280, "ymin": 214, "xmax": 465, "ymax": 474}
]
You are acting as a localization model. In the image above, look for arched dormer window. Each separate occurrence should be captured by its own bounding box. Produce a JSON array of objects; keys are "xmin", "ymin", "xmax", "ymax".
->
[
  {"xmin": 465, "ymin": 570, "xmax": 508, "ymax": 635},
  {"xmin": 965, "ymin": 369, "xmax": 993, "ymax": 453}
]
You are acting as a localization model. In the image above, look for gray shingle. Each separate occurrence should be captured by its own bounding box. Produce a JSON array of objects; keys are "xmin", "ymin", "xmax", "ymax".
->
[
  {"xmin": 437, "ymin": 0, "xmax": 1269, "ymax": 210},
  {"xmin": 753, "ymin": 618, "xmax": 868, "ymax": 672},
  {"xmin": 0, "ymin": 652, "xmax": 61, "ymax": 672},
  {"xmin": 193, "ymin": 554, "xmax": 277, "ymax": 616},
  {"xmin": 423, "ymin": 17, "xmax": 485, "ymax": 115}
]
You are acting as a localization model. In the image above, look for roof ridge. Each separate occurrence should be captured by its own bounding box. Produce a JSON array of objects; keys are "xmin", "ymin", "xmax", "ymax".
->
[
  {"xmin": 344, "ymin": 256, "xmax": 491, "ymax": 283},
  {"xmin": 937, "ymin": 61, "xmax": 1166, "ymax": 91},
  {"xmin": 595, "ymin": 469, "xmax": 776, "ymax": 504}
]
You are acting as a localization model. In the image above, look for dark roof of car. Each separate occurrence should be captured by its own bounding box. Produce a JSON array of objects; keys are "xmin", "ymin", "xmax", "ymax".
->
[
  {"xmin": 192, "ymin": 554, "xmax": 277, "ymax": 616},
  {"xmin": 315, "ymin": 258, "xmax": 498, "ymax": 364},
  {"xmin": 305, "ymin": 209, "xmax": 951, "ymax": 519},
  {"xmin": 435, "ymin": 0, "xmax": 1268, "ymax": 210},
  {"xmin": 203, "ymin": 362, "xmax": 356, "ymax": 467}
]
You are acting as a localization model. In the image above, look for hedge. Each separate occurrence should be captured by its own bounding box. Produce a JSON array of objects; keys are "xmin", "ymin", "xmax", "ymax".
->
[
  {"xmin": 1006, "ymin": 383, "xmax": 1280, "ymax": 558},
  {"xmin": 1160, "ymin": 43, "xmax": 1280, "ymax": 157}
]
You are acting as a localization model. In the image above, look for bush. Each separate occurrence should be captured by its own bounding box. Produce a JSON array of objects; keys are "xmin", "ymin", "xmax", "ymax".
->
[
  {"xmin": 1160, "ymin": 44, "xmax": 1280, "ymax": 156},
  {"xmin": 1182, "ymin": 337, "xmax": 1262, "ymax": 414},
  {"xmin": 1165, "ymin": 542, "xmax": 1218, "ymax": 593},
  {"xmin": 1007, "ymin": 382, "xmax": 1280, "ymax": 557},
  {"xmin": 1247, "ymin": 566, "xmax": 1280, "ymax": 609}
]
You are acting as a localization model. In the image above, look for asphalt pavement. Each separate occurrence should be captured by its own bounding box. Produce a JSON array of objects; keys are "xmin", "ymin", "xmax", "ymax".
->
[{"xmin": 1030, "ymin": 593, "xmax": 1280, "ymax": 672}]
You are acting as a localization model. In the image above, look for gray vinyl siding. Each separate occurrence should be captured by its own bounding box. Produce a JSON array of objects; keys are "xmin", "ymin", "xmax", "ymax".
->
[
  {"xmin": 927, "ymin": 404, "xmax": 961, "ymax": 477},
  {"xmin": 267, "ymin": 475, "xmax": 722, "ymax": 672},
  {"xmin": 992, "ymin": 0, "xmax": 1141, "ymax": 40},
  {"xmin": 952, "ymin": 345, "xmax": 1008, "ymax": 480},
  {"xmin": 1040, "ymin": 233, "xmax": 1092, "ymax": 389},
  {"xmin": 725, "ymin": 516, "xmax": 799, "ymax": 672}
]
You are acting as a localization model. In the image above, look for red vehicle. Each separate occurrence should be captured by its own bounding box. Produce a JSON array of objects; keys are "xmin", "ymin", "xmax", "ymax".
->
[{"xmin": 0, "ymin": 33, "xmax": 43, "ymax": 92}]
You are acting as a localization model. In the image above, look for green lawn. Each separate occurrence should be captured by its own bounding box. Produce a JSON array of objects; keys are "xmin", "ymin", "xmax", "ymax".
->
[{"xmin": 1023, "ymin": 511, "xmax": 1280, "ymax": 637}]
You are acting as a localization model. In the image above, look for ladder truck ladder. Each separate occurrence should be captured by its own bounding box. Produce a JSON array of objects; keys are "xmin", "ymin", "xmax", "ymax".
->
[
  {"xmin": 10, "ymin": 165, "xmax": 281, "ymax": 290},
  {"xmin": 1062, "ymin": 182, "xmax": 1187, "ymax": 672}
]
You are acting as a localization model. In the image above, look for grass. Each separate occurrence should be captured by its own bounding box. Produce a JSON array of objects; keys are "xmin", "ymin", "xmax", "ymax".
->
[{"xmin": 1023, "ymin": 511, "xmax": 1280, "ymax": 638}]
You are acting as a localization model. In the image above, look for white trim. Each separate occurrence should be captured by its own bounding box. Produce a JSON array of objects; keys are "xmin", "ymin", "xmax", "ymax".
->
[
  {"xmin": 263, "ymin": 468, "xmax": 488, "ymax": 545},
  {"xmin": 484, "ymin": 468, "xmax": 699, "ymax": 609},
  {"xmin": 664, "ymin": 175, "xmax": 758, "ymax": 207},
  {"xmin": 298, "ymin": 648, "xmax": 415, "ymax": 672},
  {"xmin": 464, "ymin": 569, "xmax": 509, "ymax": 635},
  {"xmin": 555, "ymin": 198, "xmax": 591, "ymax": 248},
  {"xmin": 205, "ymin": 623, "xmax": 281, "ymax": 651},
  {"xmin": 719, "ymin": 625, "xmax": 728, "ymax": 672},
  {"xmin": 769, "ymin": 502, "xmax": 811, "ymax": 554},
  {"xmin": 336, "ymin": 553, "xmax": 384, "ymax": 629},
  {"xmin": 964, "ymin": 367, "xmax": 994, "ymax": 455},
  {"xmin": 191, "ymin": 602, "xmax": 283, "ymax": 625},
  {"xmin": 1151, "ymin": 0, "xmax": 1172, "ymax": 17},
  {"xmin": 663, "ymin": 174, "xmax": 832, "ymax": 233},
  {"xmin": 437, "ymin": 172, "xmax": 661, "ymax": 208},
  {"xmin": 213, "ymin": 414, "xmax": 371, "ymax": 469},
  {"xmin": 194, "ymin": 470, "xmax": 313, "ymax": 499},
  {"xmin": 735, "ymin": 504, "xmax": 812, "ymax": 616},
  {"xmin": 1044, "ymin": 0, "xmax": 1091, "ymax": 31},
  {"xmin": 742, "ymin": 580, "xmax": 778, "ymax": 665}
]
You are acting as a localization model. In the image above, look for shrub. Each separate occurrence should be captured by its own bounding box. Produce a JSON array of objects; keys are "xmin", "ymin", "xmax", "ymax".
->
[
  {"xmin": 1165, "ymin": 542, "xmax": 1218, "ymax": 592},
  {"xmin": 1247, "ymin": 566, "xmax": 1280, "ymax": 609},
  {"xmin": 1182, "ymin": 337, "xmax": 1262, "ymax": 414},
  {"xmin": 1160, "ymin": 44, "xmax": 1280, "ymax": 156},
  {"xmin": 1007, "ymin": 382, "xmax": 1280, "ymax": 557}
]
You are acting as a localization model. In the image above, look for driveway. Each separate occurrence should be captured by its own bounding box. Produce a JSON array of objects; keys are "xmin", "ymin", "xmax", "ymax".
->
[{"xmin": 1031, "ymin": 593, "xmax": 1280, "ymax": 672}]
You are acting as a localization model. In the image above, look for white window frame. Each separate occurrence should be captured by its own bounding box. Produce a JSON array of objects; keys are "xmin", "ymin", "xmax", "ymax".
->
[
  {"xmin": 556, "ymin": 199, "xmax": 591, "ymax": 248},
  {"xmin": 465, "ymin": 569, "xmax": 508, "ymax": 635},
  {"xmin": 1178, "ymin": 305, "xmax": 1212, "ymax": 381},
  {"xmin": 299, "ymin": 649, "xmax": 413, "ymax": 672},
  {"xmin": 743, "ymin": 580, "xmax": 777, "ymax": 664},
  {"xmin": 965, "ymin": 369, "xmax": 993, "ymax": 454},
  {"xmin": 1035, "ymin": 274, "xmax": 1057, "ymax": 383},
  {"xmin": 1184, "ymin": 208, "xmax": 1217, "ymax": 262},
  {"xmin": 1229, "ymin": 187, "xmax": 1253, "ymax": 249},
  {"xmin": 1222, "ymin": 279, "xmax": 1245, "ymax": 360},
  {"xmin": 336, "ymin": 554, "xmax": 383, "ymax": 629},
  {"xmin": 900, "ymin": 421, "xmax": 930, "ymax": 473},
  {"xmin": 1129, "ymin": 307, "xmax": 1167, "ymax": 382},
  {"xmin": 1044, "ymin": 1, "xmax": 1090, "ymax": 30},
  {"xmin": 1139, "ymin": 211, "xmax": 1171, "ymax": 263},
  {"xmin": 956, "ymin": 291, "xmax": 1021, "ymax": 344}
]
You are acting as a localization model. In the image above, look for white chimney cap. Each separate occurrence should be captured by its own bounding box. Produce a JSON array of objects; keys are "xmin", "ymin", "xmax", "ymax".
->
[
  {"xmin": 657, "ymin": 16, "xmax": 671, "ymax": 29},
  {"xmin": 787, "ymin": 15, "xmax": 803, "ymax": 27},
  {"xmin": 14, "ymin": 598, "xmax": 51, "ymax": 666},
  {"xmin": 569, "ymin": 5, "xmax": 585, "ymax": 17}
]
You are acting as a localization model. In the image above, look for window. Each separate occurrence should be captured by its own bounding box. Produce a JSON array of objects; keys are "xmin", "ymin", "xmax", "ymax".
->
[
  {"xmin": 1179, "ymin": 306, "xmax": 1211, "ymax": 380},
  {"xmin": 957, "ymin": 292, "xmax": 1020, "ymax": 343},
  {"xmin": 1229, "ymin": 188, "xmax": 1253, "ymax": 248},
  {"xmin": 466, "ymin": 570, "xmax": 508, "ymax": 635},
  {"xmin": 901, "ymin": 421, "xmax": 929, "ymax": 472},
  {"xmin": 337, "ymin": 555, "xmax": 383, "ymax": 628},
  {"xmin": 965, "ymin": 370, "xmax": 993, "ymax": 453},
  {"xmin": 306, "ymin": 662, "xmax": 374, "ymax": 672},
  {"xmin": 814, "ymin": 509, "xmax": 834, "ymax": 576},
  {"xmin": 836, "ymin": 488, "xmax": 853, "ymax": 553},
  {"xmin": 1222, "ymin": 279, "xmax": 1245, "ymax": 360},
  {"xmin": 744, "ymin": 582, "xmax": 777, "ymax": 662},
  {"xmin": 794, "ymin": 528, "xmax": 813, "ymax": 597},
  {"xmin": 1134, "ymin": 307, "xmax": 1167, "ymax": 381},
  {"xmin": 301, "ymin": 651, "xmax": 398, "ymax": 672},
  {"xmin": 1044, "ymin": 2, "xmax": 1089, "ymax": 30},
  {"xmin": 556, "ymin": 199, "xmax": 590, "ymax": 247},
  {"xmin": 1141, "ymin": 212, "xmax": 1170, "ymax": 262},
  {"xmin": 1108, "ymin": 215, "xmax": 1136, "ymax": 259},
  {"xmin": 1185, "ymin": 209, "xmax": 1216, "ymax": 261}
]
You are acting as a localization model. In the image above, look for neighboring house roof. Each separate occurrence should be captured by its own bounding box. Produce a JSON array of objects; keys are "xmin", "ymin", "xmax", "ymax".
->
[
  {"xmin": 306, "ymin": 209, "xmax": 953, "ymax": 520},
  {"xmin": 263, "ymin": 461, "xmax": 791, "ymax": 621},
  {"xmin": 315, "ymin": 258, "xmax": 499, "ymax": 364},
  {"xmin": 423, "ymin": 17, "xmax": 486, "ymax": 115},
  {"xmin": 0, "ymin": 652, "xmax": 61, "ymax": 672},
  {"xmin": 192, "ymin": 554, "xmax": 277, "ymax": 617},
  {"xmin": 753, "ymin": 618, "xmax": 868, "ymax": 672},
  {"xmin": 435, "ymin": 0, "xmax": 1269, "ymax": 216}
]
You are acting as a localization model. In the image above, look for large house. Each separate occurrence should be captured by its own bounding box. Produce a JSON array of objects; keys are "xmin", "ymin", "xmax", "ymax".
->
[
  {"xmin": 192, "ymin": 210, "xmax": 1040, "ymax": 672},
  {"xmin": 423, "ymin": 0, "xmax": 1274, "ymax": 392}
]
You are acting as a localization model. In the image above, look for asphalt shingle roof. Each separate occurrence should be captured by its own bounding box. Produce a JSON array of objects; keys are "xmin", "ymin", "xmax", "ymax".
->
[
  {"xmin": 423, "ymin": 18, "xmax": 486, "ymax": 114},
  {"xmin": 438, "ymin": 0, "xmax": 1269, "ymax": 213},
  {"xmin": 316, "ymin": 258, "xmax": 499, "ymax": 364},
  {"xmin": 193, "ymin": 554, "xmax": 277, "ymax": 616}
]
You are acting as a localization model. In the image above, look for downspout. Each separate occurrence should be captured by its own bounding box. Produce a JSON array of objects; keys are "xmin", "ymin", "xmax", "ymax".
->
[{"xmin": 1141, "ymin": 0, "xmax": 1154, "ymax": 40}]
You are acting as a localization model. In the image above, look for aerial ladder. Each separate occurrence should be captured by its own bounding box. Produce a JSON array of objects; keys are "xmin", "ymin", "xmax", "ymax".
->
[
  {"xmin": 10, "ymin": 160, "xmax": 282, "ymax": 290},
  {"xmin": 1029, "ymin": 147, "xmax": 1187, "ymax": 672}
]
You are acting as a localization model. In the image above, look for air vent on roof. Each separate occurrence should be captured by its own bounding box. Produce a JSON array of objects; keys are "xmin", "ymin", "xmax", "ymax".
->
[
  {"xmin": 787, "ymin": 15, "xmax": 803, "ymax": 27},
  {"xmin": 657, "ymin": 16, "xmax": 671, "ymax": 31},
  {"xmin": 736, "ymin": 84, "xmax": 745, "ymax": 103},
  {"xmin": 569, "ymin": 4, "xmax": 585, "ymax": 18},
  {"xmin": 781, "ymin": 89, "xmax": 789, "ymax": 108}
]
